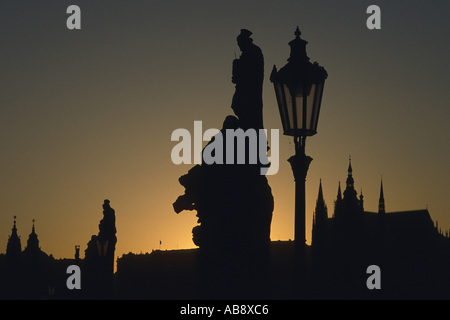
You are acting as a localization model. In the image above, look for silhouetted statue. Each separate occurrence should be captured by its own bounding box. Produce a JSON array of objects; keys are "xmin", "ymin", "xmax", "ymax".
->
[
  {"xmin": 173, "ymin": 30, "xmax": 273, "ymax": 297},
  {"xmin": 85, "ymin": 200, "xmax": 117, "ymax": 261},
  {"xmin": 84, "ymin": 199, "xmax": 117, "ymax": 298},
  {"xmin": 231, "ymin": 29, "xmax": 264, "ymax": 130},
  {"xmin": 98, "ymin": 199, "xmax": 117, "ymax": 248}
]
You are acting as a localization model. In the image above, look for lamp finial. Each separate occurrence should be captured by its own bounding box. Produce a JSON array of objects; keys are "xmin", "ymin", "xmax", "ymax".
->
[{"xmin": 295, "ymin": 26, "xmax": 301, "ymax": 38}]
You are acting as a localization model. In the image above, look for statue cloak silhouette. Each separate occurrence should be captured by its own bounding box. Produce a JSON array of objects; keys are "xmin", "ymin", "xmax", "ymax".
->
[{"xmin": 231, "ymin": 29, "xmax": 264, "ymax": 130}]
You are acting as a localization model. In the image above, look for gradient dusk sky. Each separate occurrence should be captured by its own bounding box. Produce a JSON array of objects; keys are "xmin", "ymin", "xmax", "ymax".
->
[{"xmin": 0, "ymin": 1, "xmax": 449, "ymax": 261}]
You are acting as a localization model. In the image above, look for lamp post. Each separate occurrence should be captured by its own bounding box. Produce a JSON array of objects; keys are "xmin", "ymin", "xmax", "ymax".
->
[{"xmin": 270, "ymin": 27, "xmax": 327, "ymax": 253}]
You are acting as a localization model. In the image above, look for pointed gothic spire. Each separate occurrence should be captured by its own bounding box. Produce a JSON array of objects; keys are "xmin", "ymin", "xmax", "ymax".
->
[
  {"xmin": 378, "ymin": 178, "xmax": 385, "ymax": 214},
  {"xmin": 317, "ymin": 179, "xmax": 324, "ymax": 204},
  {"xmin": 334, "ymin": 181, "xmax": 342, "ymax": 218},
  {"xmin": 337, "ymin": 181, "xmax": 342, "ymax": 201},
  {"xmin": 346, "ymin": 156, "xmax": 354, "ymax": 189},
  {"xmin": 314, "ymin": 179, "xmax": 327, "ymax": 221},
  {"xmin": 312, "ymin": 179, "xmax": 328, "ymax": 246}
]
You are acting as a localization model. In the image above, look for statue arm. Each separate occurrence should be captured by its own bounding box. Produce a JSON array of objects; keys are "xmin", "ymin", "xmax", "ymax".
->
[{"xmin": 232, "ymin": 58, "xmax": 240, "ymax": 84}]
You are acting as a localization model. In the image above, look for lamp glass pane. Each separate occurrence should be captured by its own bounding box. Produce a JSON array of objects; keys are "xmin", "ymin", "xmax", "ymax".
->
[
  {"xmin": 294, "ymin": 93, "xmax": 303, "ymax": 131},
  {"xmin": 306, "ymin": 83, "xmax": 317, "ymax": 131},
  {"xmin": 293, "ymin": 83, "xmax": 312, "ymax": 132},
  {"xmin": 274, "ymin": 82, "xmax": 287, "ymax": 132},
  {"xmin": 283, "ymin": 83, "xmax": 294, "ymax": 131},
  {"xmin": 311, "ymin": 81, "xmax": 324, "ymax": 132}
]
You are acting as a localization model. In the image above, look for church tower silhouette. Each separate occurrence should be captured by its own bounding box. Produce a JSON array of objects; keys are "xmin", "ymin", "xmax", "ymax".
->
[
  {"xmin": 6, "ymin": 216, "xmax": 21, "ymax": 257},
  {"xmin": 24, "ymin": 219, "xmax": 40, "ymax": 253}
]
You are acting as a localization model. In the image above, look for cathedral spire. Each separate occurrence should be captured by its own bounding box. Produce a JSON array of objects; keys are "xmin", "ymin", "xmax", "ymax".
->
[
  {"xmin": 334, "ymin": 181, "xmax": 342, "ymax": 218},
  {"xmin": 346, "ymin": 156, "xmax": 354, "ymax": 189},
  {"xmin": 314, "ymin": 179, "xmax": 327, "ymax": 221},
  {"xmin": 337, "ymin": 181, "xmax": 342, "ymax": 201},
  {"xmin": 312, "ymin": 179, "xmax": 328, "ymax": 246},
  {"xmin": 378, "ymin": 178, "xmax": 385, "ymax": 215},
  {"xmin": 342, "ymin": 156, "xmax": 360, "ymax": 218},
  {"xmin": 343, "ymin": 157, "xmax": 357, "ymax": 202},
  {"xmin": 317, "ymin": 179, "xmax": 324, "ymax": 204}
]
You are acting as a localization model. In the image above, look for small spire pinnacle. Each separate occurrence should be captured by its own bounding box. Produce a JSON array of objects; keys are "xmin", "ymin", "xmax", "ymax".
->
[
  {"xmin": 348, "ymin": 155, "xmax": 353, "ymax": 174},
  {"xmin": 337, "ymin": 181, "xmax": 342, "ymax": 200},
  {"xmin": 346, "ymin": 156, "xmax": 354, "ymax": 189},
  {"xmin": 294, "ymin": 26, "xmax": 301, "ymax": 38},
  {"xmin": 318, "ymin": 179, "xmax": 324, "ymax": 201},
  {"xmin": 379, "ymin": 178, "xmax": 385, "ymax": 214}
]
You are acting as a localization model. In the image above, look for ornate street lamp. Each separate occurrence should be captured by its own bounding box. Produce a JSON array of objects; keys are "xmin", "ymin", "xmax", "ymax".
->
[{"xmin": 270, "ymin": 27, "xmax": 327, "ymax": 251}]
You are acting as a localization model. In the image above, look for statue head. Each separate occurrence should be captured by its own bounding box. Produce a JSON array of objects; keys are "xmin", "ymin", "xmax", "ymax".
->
[
  {"xmin": 103, "ymin": 199, "xmax": 110, "ymax": 209},
  {"xmin": 237, "ymin": 29, "xmax": 253, "ymax": 51}
]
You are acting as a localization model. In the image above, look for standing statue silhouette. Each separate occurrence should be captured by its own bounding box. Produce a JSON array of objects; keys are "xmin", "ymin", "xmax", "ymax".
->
[{"xmin": 231, "ymin": 29, "xmax": 264, "ymax": 130}]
